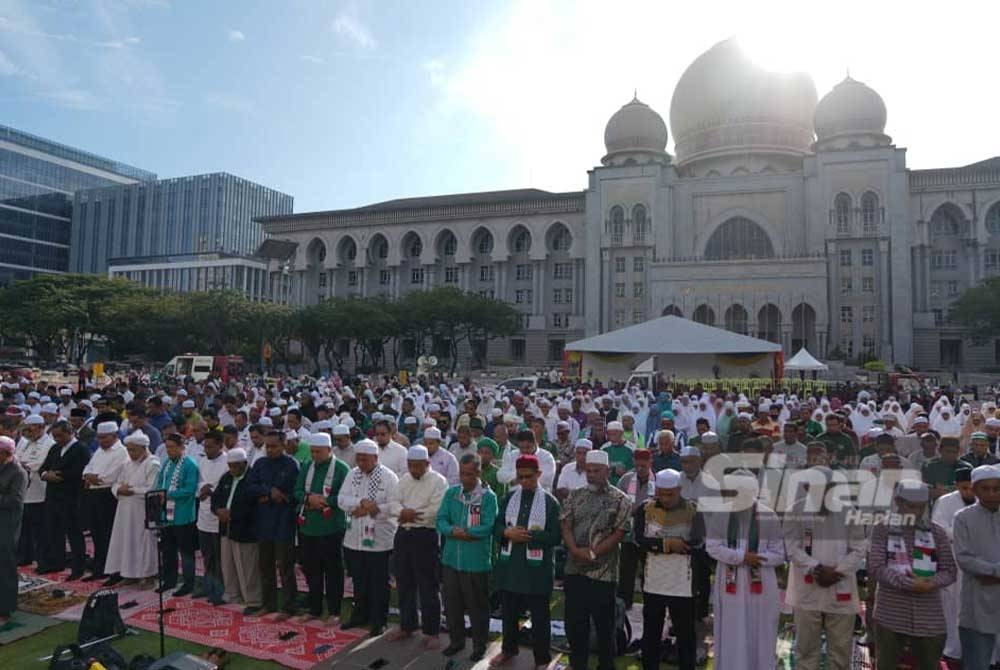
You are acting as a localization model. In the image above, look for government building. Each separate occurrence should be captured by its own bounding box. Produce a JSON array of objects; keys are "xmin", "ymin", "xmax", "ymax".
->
[{"xmin": 257, "ymin": 38, "xmax": 1000, "ymax": 371}]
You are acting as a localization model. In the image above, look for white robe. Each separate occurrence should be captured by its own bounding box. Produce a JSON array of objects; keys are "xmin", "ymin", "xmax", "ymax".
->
[
  {"xmin": 105, "ymin": 456, "xmax": 161, "ymax": 579},
  {"xmin": 931, "ymin": 490, "xmax": 974, "ymax": 659},
  {"xmin": 706, "ymin": 505, "xmax": 785, "ymax": 670}
]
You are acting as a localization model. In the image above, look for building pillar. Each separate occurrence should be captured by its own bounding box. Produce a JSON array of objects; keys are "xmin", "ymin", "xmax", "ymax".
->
[{"xmin": 533, "ymin": 260, "xmax": 544, "ymax": 316}]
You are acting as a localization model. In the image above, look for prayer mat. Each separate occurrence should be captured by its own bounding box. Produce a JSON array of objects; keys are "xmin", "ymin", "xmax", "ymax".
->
[
  {"xmin": 125, "ymin": 597, "xmax": 366, "ymax": 669},
  {"xmin": 0, "ymin": 612, "xmax": 62, "ymax": 645},
  {"xmin": 17, "ymin": 586, "xmax": 89, "ymax": 616},
  {"xmin": 18, "ymin": 567, "xmax": 113, "ymax": 596},
  {"xmin": 54, "ymin": 585, "xmax": 162, "ymax": 623},
  {"xmin": 17, "ymin": 572, "xmax": 52, "ymax": 595}
]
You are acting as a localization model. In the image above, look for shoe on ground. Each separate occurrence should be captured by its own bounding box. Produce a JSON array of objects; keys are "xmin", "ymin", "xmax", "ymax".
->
[
  {"xmin": 383, "ymin": 628, "xmax": 411, "ymax": 642},
  {"xmin": 489, "ymin": 651, "xmax": 517, "ymax": 667},
  {"xmin": 102, "ymin": 575, "xmax": 123, "ymax": 587},
  {"xmin": 172, "ymin": 585, "xmax": 193, "ymax": 598},
  {"xmin": 442, "ymin": 644, "xmax": 464, "ymax": 657},
  {"xmin": 471, "ymin": 649, "xmax": 486, "ymax": 662},
  {"xmin": 242, "ymin": 606, "xmax": 262, "ymax": 616}
]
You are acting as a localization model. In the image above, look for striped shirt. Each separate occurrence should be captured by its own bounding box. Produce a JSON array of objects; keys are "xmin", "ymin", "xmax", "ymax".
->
[{"xmin": 868, "ymin": 520, "xmax": 957, "ymax": 636}]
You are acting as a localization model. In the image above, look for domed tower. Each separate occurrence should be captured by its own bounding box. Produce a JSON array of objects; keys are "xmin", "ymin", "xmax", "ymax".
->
[
  {"xmin": 813, "ymin": 76, "xmax": 891, "ymax": 151},
  {"xmin": 669, "ymin": 38, "xmax": 818, "ymax": 174},
  {"xmin": 602, "ymin": 95, "xmax": 669, "ymax": 166}
]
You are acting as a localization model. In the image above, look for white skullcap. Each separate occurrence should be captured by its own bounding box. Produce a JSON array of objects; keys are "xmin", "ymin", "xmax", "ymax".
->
[
  {"xmin": 41, "ymin": 403, "xmax": 58, "ymax": 414},
  {"xmin": 503, "ymin": 414, "xmax": 521, "ymax": 424},
  {"xmin": 308, "ymin": 432, "xmax": 332, "ymax": 448},
  {"xmin": 259, "ymin": 416, "xmax": 274, "ymax": 427},
  {"xmin": 895, "ymin": 479, "xmax": 929, "ymax": 503},
  {"xmin": 24, "ymin": 414, "xmax": 45, "ymax": 425},
  {"xmin": 340, "ymin": 416, "xmax": 356, "ymax": 429},
  {"xmin": 0, "ymin": 436, "xmax": 14, "ymax": 454},
  {"xmin": 269, "ymin": 407, "xmax": 282, "ymax": 417},
  {"xmin": 96, "ymin": 420, "xmax": 118, "ymax": 435},
  {"xmin": 680, "ymin": 446, "xmax": 702, "ymax": 458},
  {"xmin": 423, "ymin": 427, "xmax": 442, "ymax": 441},
  {"xmin": 312, "ymin": 420, "xmax": 332, "ymax": 431},
  {"xmin": 971, "ymin": 464, "xmax": 1000, "ymax": 484},
  {"xmin": 556, "ymin": 420, "xmax": 570, "ymax": 430},
  {"xmin": 371, "ymin": 412, "xmax": 384, "ymax": 422},
  {"xmin": 124, "ymin": 430, "xmax": 150, "ymax": 447},
  {"xmin": 332, "ymin": 424, "xmax": 350, "ymax": 437},
  {"xmin": 700, "ymin": 431, "xmax": 719, "ymax": 444},
  {"xmin": 354, "ymin": 439, "xmax": 379, "ymax": 456},
  {"xmin": 176, "ymin": 389, "xmax": 188, "ymax": 397},
  {"xmin": 407, "ymin": 445, "xmax": 429, "ymax": 461},
  {"xmin": 655, "ymin": 468, "xmax": 682, "ymax": 489},
  {"xmin": 59, "ymin": 388, "xmax": 72, "ymax": 396},
  {"xmin": 422, "ymin": 417, "xmax": 435, "ymax": 427},
  {"xmin": 427, "ymin": 403, "xmax": 441, "ymax": 412},
  {"xmin": 27, "ymin": 391, "xmax": 40, "ymax": 399},
  {"xmin": 182, "ymin": 399, "xmax": 196, "ymax": 409},
  {"xmin": 985, "ymin": 417, "xmax": 1000, "ymax": 428},
  {"xmin": 227, "ymin": 448, "xmax": 247, "ymax": 463},
  {"xmin": 585, "ymin": 450, "xmax": 609, "ymax": 466},
  {"xmin": 738, "ymin": 412, "xmax": 753, "ymax": 421},
  {"xmin": 404, "ymin": 416, "xmax": 418, "ymax": 425},
  {"xmin": 575, "ymin": 438, "xmax": 593, "ymax": 450},
  {"xmin": 606, "ymin": 421, "xmax": 623, "ymax": 432}
]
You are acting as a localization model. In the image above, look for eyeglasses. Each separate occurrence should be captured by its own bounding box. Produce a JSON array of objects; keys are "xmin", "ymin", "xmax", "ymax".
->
[{"xmin": 516, "ymin": 473, "xmax": 536, "ymax": 480}]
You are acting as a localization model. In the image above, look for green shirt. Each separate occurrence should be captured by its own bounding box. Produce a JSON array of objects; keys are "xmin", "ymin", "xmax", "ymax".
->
[
  {"xmin": 921, "ymin": 457, "xmax": 974, "ymax": 491},
  {"xmin": 291, "ymin": 441, "xmax": 312, "ymax": 468},
  {"xmin": 492, "ymin": 488, "xmax": 562, "ymax": 594},
  {"xmin": 293, "ymin": 457, "xmax": 349, "ymax": 536},
  {"xmin": 602, "ymin": 443, "xmax": 634, "ymax": 486},
  {"xmin": 480, "ymin": 462, "xmax": 507, "ymax": 502},
  {"xmin": 156, "ymin": 455, "xmax": 199, "ymax": 527},
  {"xmin": 816, "ymin": 431, "xmax": 856, "ymax": 467},
  {"xmin": 436, "ymin": 485, "xmax": 498, "ymax": 573}
]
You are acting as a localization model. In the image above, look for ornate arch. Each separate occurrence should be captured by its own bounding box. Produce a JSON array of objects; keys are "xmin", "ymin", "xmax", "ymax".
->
[
  {"xmin": 470, "ymin": 226, "xmax": 495, "ymax": 256},
  {"xmin": 508, "ymin": 224, "xmax": 532, "ymax": 255},
  {"xmin": 704, "ymin": 217, "xmax": 775, "ymax": 260},
  {"xmin": 662, "ymin": 304, "xmax": 683, "ymax": 317},
  {"xmin": 545, "ymin": 221, "xmax": 573, "ymax": 254}
]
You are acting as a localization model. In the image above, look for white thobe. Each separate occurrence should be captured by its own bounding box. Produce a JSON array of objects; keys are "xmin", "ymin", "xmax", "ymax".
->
[
  {"xmin": 196, "ymin": 453, "xmax": 230, "ymax": 533},
  {"xmin": 15, "ymin": 434, "xmax": 54, "ymax": 504},
  {"xmin": 105, "ymin": 456, "xmax": 161, "ymax": 578},
  {"xmin": 555, "ymin": 463, "xmax": 587, "ymax": 492},
  {"xmin": 82, "ymin": 442, "xmax": 128, "ymax": 490},
  {"xmin": 377, "ymin": 441, "xmax": 408, "ymax": 477},
  {"xmin": 333, "ymin": 444, "xmax": 355, "ymax": 469},
  {"xmin": 427, "ymin": 447, "xmax": 459, "ymax": 486},
  {"xmin": 706, "ymin": 505, "xmax": 785, "ymax": 670},
  {"xmin": 932, "ymin": 490, "xmax": 974, "ymax": 659},
  {"xmin": 337, "ymin": 464, "xmax": 400, "ymax": 552}
]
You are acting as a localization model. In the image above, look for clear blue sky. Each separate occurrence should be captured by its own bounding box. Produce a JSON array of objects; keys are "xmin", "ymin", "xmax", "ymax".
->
[{"xmin": 2, "ymin": 0, "xmax": 997, "ymax": 213}]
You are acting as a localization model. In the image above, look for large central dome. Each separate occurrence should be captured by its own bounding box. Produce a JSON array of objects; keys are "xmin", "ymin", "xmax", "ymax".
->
[{"xmin": 670, "ymin": 38, "xmax": 818, "ymax": 168}]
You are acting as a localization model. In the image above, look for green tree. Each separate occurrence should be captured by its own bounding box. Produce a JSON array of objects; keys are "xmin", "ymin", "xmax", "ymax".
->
[{"xmin": 949, "ymin": 276, "xmax": 1000, "ymax": 337}]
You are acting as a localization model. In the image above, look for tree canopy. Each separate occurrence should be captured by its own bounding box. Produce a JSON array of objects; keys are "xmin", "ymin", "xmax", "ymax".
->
[{"xmin": 948, "ymin": 276, "xmax": 1000, "ymax": 337}]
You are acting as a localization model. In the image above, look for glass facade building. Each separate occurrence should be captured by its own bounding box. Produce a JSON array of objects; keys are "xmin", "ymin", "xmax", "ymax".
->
[
  {"xmin": 71, "ymin": 172, "xmax": 293, "ymax": 275},
  {"xmin": 0, "ymin": 124, "xmax": 154, "ymax": 283}
]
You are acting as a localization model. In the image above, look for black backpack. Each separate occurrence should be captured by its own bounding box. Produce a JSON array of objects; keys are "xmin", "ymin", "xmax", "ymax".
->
[{"xmin": 78, "ymin": 588, "xmax": 127, "ymax": 644}]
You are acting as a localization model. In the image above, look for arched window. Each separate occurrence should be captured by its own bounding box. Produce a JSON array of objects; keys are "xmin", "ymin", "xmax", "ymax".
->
[
  {"xmin": 835, "ymin": 193, "xmax": 852, "ymax": 234},
  {"xmin": 662, "ymin": 305, "xmax": 683, "ymax": 317},
  {"xmin": 371, "ymin": 236, "xmax": 388, "ymax": 260},
  {"xmin": 861, "ymin": 192, "xmax": 879, "ymax": 233},
  {"xmin": 704, "ymin": 217, "xmax": 774, "ymax": 260},
  {"xmin": 338, "ymin": 238, "xmax": 357, "ymax": 263},
  {"xmin": 512, "ymin": 229, "xmax": 530, "ymax": 254},
  {"xmin": 442, "ymin": 234, "xmax": 456, "ymax": 256},
  {"xmin": 550, "ymin": 226, "xmax": 572, "ymax": 252},
  {"xmin": 692, "ymin": 304, "xmax": 715, "ymax": 326},
  {"xmin": 931, "ymin": 205, "xmax": 962, "ymax": 237},
  {"xmin": 610, "ymin": 206, "xmax": 624, "ymax": 247},
  {"xmin": 985, "ymin": 203, "xmax": 1000, "ymax": 235},
  {"xmin": 409, "ymin": 237, "xmax": 423, "ymax": 258},
  {"xmin": 724, "ymin": 304, "xmax": 749, "ymax": 335},
  {"xmin": 474, "ymin": 230, "xmax": 494, "ymax": 255},
  {"xmin": 632, "ymin": 205, "xmax": 647, "ymax": 244},
  {"xmin": 316, "ymin": 245, "xmax": 326, "ymax": 263}
]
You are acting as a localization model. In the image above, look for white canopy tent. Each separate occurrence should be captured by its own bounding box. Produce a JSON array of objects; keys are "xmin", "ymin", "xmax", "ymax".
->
[{"xmin": 784, "ymin": 348, "xmax": 828, "ymax": 372}]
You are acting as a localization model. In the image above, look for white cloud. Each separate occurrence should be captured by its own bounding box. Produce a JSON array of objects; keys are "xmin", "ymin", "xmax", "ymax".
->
[
  {"xmin": 0, "ymin": 49, "xmax": 20, "ymax": 76},
  {"xmin": 300, "ymin": 54, "xmax": 326, "ymax": 65},
  {"xmin": 331, "ymin": 14, "xmax": 375, "ymax": 50},
  {"xmin": 227, "ymin": 29, "xmax": 245, "ymax": 43},
  {"xmin": 124, "ymin": 36, "xmax": 141, "ymax": 45}
]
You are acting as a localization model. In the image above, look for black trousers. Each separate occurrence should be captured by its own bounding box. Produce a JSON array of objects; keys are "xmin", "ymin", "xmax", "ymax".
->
[
  {"xmin": 501, "ymin": 590, "xmax": 552, "ymax": 665},
  {"xmin": 693, "ymin": 549, "xmax": 712, "ymax": 619},
  {"xmin": 16, "ymin": 502, "xmax": 46, "ymax": 566},
  {"xmin": 442, "ymin": 566, "xmax": 489, "ymax": 653},
  {"xmin": 198, "ymin": 531, "xmax": 222, "ymax": 597},
  {"xmin": 641, "ymin": 593, "xmax": 696, "ymax": 670},
  {"xmin": 83, "ymin": 489, "xmax": 116, "ymax": 576},
  {"xmin": 344, "ymin": 547, "xmax": 390, "ymax": 628},
  {"xmin": 300, "ymin": 532, "xmax": 344, "ymax": 617},
  {"xmin": 259, "ymin": 540, "xmax": 297, "ymax": 614},
  {"xmin": 43, "ymin": 498, "xmax": 85, "ymax": 573},
  {"xmin": 617, "ymin": 542, "xmax": 640, "ymax": 608},
  {"xmin": 160, "ymin": 523, "xmax": 197, "ymax": 589},
  {"xmin": 394, "ymin": 527, "xmax": 440, "ymax": 634},
  {"xmin": 564, "ymin": 574, "xmax": 616, "ymax": 670}
]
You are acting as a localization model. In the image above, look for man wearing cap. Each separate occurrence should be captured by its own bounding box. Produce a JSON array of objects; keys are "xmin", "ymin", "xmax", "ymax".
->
[
  {"xmin": 0, "ymin": 436, "xmax": 25, "ymax": 626},
  {"xmin": 922, "ymin": 437, "xmax": 973, "ymax": 501},
  {"xmin": 338, "ymin": 438, "xmax": 399, "ymax": 637},
  {"xmin": 372, "ymin": 418, "xmax": 408, "ymax": 477},
  {"xmin": 245, "ymin": 429, "xmax": 300, "ymax": 618},
  {"xmin": 784, "ymin": 466, "xmax": 866, "ymax": 670},
  {"xmin": 331, "ymin": 424, "xmax": 355, "ymax": 468},
  {"xmin": 211, "ymin": 448, "xmax": 262, "ymax": 615},
  {"xmin": 294, "ymin": 432, "xmax": 350, "ymax": 623},
  {"xmin": 80, "ymin": 420, "xmax": 128, "ymax": 581},
  {"xmin": 490, "ymin": 453, "xmax": 561, "ymax": 669},
  {"xmin": 193, "ymin": 431, "xmax": 229, "ymax": 602},
  {"xmin": 560, "ymin": 449, "xmax": 631, "ymax": 670},
  {"xmin": 154, "ymin": 433, "xmax": 200, "ymax": 596},
  {"xmin": 498, "ymin": 429, "xmax": 556, "ymax": 492},
  {"xmin": 551, "ymin": 420, "xmax": 575, "ymax": 467},
  {"xmin": 385, "ymin": 445, "xmax": 448, "ymax": 647},
  {"xmin": 984, "ymin": 417, "xmax": 1000, "ymax": 456},
  {"xmin": 555, "ymin": 439, "xmax": 591, "ymax": 500},
  {"xmin": 909, "ymin": 431, "xmax": 940, "ymax": 472},
  {"xmin": 868, "ymin": 480, "xmax": 956, "ymax": 670},
  {"xmin": 952, "ymin": 465, "xmax": 1000, "ymax": 668},
  {"xmin": 964, "ymin": 431, "xmax": 999, "ymax": 468},
  {"xmin": 421, "ymin": 427, "xmax": 459, "ymax": 487},
  {"xmin": 616, "ymin": 448, "xmax": 655, "ymax": 609},
  {"xmin": 931, "ymin": 467, "xmax": 976, "ymax": 663},
  {"xmin": 634, "ymin": 468, "xmax": 704, "ymax": 670},
  {"xmin": 651, "ymin": 429, "xmax": 682, "ymax": 472},
  {"xmin": 104, "ymin": 431, "xmax": 160, "ymax": 587},
  {"xmin": 600, "ymin": 421, "xmax": 634, "ymax": 487},
  {"xmin": 436, "ymin": 453, "xmax": 497, "ymax": 662},
  {"xmin": 14, "ymin": 414, "xmax": 54, "ymax": 568},
  {"xmin": 38, "ymin": 421, "xmax": 89, "ymax": 577}
]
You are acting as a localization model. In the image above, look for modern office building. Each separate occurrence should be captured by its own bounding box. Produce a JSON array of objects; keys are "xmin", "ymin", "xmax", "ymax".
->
[
  {"xmin": 0, "ymin": 124, "xmax": 155, "ymax": 284},
  {"xmin": 71, "ymin": 172, "xmax": 293, "ymax": 278},
  {"xmin": 257, "ymin": 38, "xmax": 1000, "ymax": 370}
]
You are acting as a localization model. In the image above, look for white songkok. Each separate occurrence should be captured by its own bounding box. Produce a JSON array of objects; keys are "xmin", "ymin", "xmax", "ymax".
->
[
  {"xmin": 895, "ymin": 479, "xmax": 929, "ymax": 503},
  {"xmin": 679, "ymin": 446, "xmax": 702, "ymax": 458},
  {"xmin": 124, "ymin": 430, "xmax": 150, "ymax": 447},
  {"xmin": 182, "ymin": 400, "xmax": 196, "ymax": 409},
  {"xmin": 655, "ymin": 468, "xmax": 681, "ymax": 489},
  {"xmin": 332, "ymin": 424, "xmax": 350, "ymax": 437},
  {"xmin": 423, "ymin": 427, "xmax": 442, "ymax": 442},
  {"xmin": 585, "ymin": 450, "xmax": 609, "ymax": 466},
  {"xmin": 407, "ymin": 445, "xmax": 429, "ymax": 461},
  {"xmin": 575, "ymin": 438, "xmax": 593, "ymax": 450},
  {"xmin": 354, "ymin": 439, "xmax": 379, "ymax": 456},
  {"xmin": 308, "ymin": 433, "xmax": 332, "ymax": 448},
  {"xmin": 227, "ymin": 448, "xmax": 248, "ymax": 463},
  {"xmin": 24, "ymin": 414, "xmax": 45, "ymax": 426},
  {"xmin": 971, "ymin": 465, "xmax": 1000, "ymax": 484},
  {"xmin": 96, "ymin": 420, "xmax": 118, "ymax": 435},
  {"xmin": 606, "ymin": 421, "xmax": 623, "ymax": 432}
]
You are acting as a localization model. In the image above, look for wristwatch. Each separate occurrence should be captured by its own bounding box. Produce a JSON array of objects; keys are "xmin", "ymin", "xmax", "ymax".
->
[{"xmin": 588, "ymin": 549, "xmax": 596, "ymax": 561}]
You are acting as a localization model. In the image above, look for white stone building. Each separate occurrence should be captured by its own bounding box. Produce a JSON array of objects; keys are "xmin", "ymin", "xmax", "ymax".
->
[{"xmin": 258, "ymin": 38, "xmax": 1000, "ymax": 370}]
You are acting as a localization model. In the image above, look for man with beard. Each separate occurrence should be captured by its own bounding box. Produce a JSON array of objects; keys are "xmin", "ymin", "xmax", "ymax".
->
[{"xmin": 930, "ymin": 467, "xmax": 976, "ymax": 663}]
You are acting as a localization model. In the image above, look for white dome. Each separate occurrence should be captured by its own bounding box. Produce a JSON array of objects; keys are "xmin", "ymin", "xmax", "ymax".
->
[
  {"xmin": 603, "ymin": 96, "xmax": 668, "ymax": 160},
  {"xmin": 669, "ymin": 38, "xmax": 817, "ymax": 167},
  {"xmin": 814, "ymin": 76, "xmax": 889, "ymax": 145}
]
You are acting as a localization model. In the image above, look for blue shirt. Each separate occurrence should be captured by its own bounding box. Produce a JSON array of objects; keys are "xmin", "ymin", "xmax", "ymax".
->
[
  {"xmin": 155, "ymin": 455, "xmax": 199, "ymax": 526},
  {"xmin": 245, "ymin": 453, "xmax": 299, "ymax": 542}
]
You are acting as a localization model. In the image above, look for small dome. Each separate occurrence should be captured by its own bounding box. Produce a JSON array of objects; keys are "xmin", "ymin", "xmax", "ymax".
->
[
  {"xmin": 670, "ymin": 38, "xmax": 817, "ymax": 167},
  {"xmin": 603, "ymin": 95, "xmax": 668, "ymax": 157},
  {"xmin": 814, "ymin": 76, "xmax": 888, "ymax": 141}
]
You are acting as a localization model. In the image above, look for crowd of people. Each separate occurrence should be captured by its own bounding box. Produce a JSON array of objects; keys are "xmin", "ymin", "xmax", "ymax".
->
[{"xmin": 0, "ymin": 371, "xmax": 998, "ymax": 670}]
